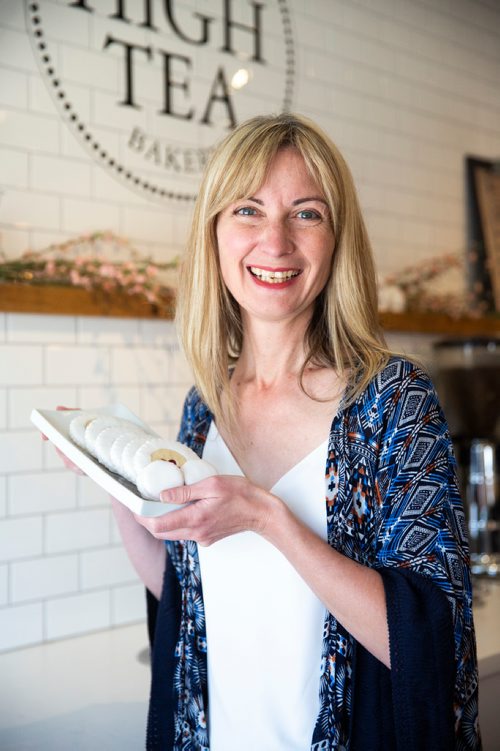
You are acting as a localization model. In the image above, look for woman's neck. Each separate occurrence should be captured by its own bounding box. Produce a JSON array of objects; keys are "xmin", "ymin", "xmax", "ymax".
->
[{"xmin": 234, "ymin": 314, "xmax": 312, "ymax": 389}]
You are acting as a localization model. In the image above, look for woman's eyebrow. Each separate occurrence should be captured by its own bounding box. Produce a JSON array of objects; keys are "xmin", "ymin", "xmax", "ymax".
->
[
  {"xmin": 245, "ymin": 196, "xmax": 328, "ymax": 206},
  {"xmin": 292, "ymin": 196, "xmax": 328, "ymax": 206}
]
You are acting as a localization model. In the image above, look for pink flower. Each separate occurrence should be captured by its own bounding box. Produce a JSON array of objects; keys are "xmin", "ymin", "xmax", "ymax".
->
[
  {"xmin": 69, "ymin": 269, "xmax": 82, "ymax": 286},
  {"xmin": 99, "ymin": 263, "xmax": 118, "ymax": 278},
  {"xmin": 81, "ymin": 277, "xmax": 93, "ymax": 290}
]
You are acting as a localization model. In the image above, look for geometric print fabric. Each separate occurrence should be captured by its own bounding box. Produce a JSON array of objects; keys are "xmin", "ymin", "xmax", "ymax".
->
[{"xmin": 165, "ymin": 357, "xmax": 479, "ymax": 750}]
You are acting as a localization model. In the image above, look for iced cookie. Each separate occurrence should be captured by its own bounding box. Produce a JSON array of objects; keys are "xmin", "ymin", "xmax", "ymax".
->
[
  {"xmin": 182, "ymin": 458, "xmax": 217, "ymax": 485},
  {"xmin": 121, "ymin": 434, "xmax": 154, "ymax": 483},
  {"xmin": 94, "ymin": 426, "xmax": 142, "ymax": 472},
  {"xmin": 84, "ymin": 416, "xmax": 123, "ymax": 456},
  {"xmin": 110, "ymin": 431, "xmax": 147, "ymax": 476},
  {"xmin": 133, "ymin": 438, "xmax": 217, "ymax": 497},
  {"xmin": 136, "ymin": 460, "xmax": 184, "ymax": 501},
  {"xmin": 69, "ymin": 411, "xmax": 100, "ymax": 449},
  {"xmin": 132, "ymin": 438, "xmax": 199, "ymax": 478}
]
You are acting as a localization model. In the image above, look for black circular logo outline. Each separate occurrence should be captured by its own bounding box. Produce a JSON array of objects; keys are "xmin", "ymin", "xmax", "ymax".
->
[{"xmin": 25, "ymin": 1, "xmax": 295, "ymax": 203}]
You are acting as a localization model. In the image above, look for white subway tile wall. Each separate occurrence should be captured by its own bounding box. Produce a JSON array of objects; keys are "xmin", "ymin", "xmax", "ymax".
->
[
  {"xmin": 0, "ymin": 564, "xmax": 7, "ymax": 606},
  {"xmin": 11, "ymin": 553, "xmax": 79, "ymax": 603},
  {"xmin": 8, "ymin": 471, "xmax": 77, "ymax": 515},
  {"xmin": 0, "ymin": 315, "xmax": 191, "ymax": 651},
  {"xmin": 80, "ymin": 547, "xmax": 137, "ymax": 590},
  {"xmin": 0, "ymin": 476, "xmax": 6, "ymax": 517},
  {"xmin": 0, "ymin": 0, "xmax": 499, "ymax": 650},
  {"xmin": 111, "ymin": 582, "xmax": 148, "ymax": 625},
  {"xmin": 0, "ymin": 389, "xmax": 6, "ymax": 430},
  {"xmin": 0, "ymin": 602, "xmax": 44, "ymax": 652},
  {"xmin": 45, "ymin": 590, "xmax": 110, "ymax": 642}
]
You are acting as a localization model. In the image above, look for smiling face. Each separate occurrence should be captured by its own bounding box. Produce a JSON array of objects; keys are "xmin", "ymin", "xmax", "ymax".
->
[{"xmin": 215, "ymin": 148, "xmax": 335, "ymax": 328}]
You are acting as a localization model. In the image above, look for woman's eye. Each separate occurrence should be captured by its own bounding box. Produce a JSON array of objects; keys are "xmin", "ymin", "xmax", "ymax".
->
[
  {"xmin": 235, "ymin": 206, "xmax": 258, "ymax": 216},
  {"xmin": 296, "ymin": 209, "xmax": 320, "ymax": 220}
]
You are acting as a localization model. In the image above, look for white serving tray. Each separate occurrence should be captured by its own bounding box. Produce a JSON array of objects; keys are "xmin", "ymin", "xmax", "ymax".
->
[{"xmin": 30, "ymin": 404, "xmax": 183, "ymax": 517}]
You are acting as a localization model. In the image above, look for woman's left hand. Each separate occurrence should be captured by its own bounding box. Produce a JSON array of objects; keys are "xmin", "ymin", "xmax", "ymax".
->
[
  {"xmin": 134, "ymin": 475, "xmax": 278, "ymax": 546},
  {"xmin": 135, "ymin": 473, "xmax": 391, "ymax": 667}
]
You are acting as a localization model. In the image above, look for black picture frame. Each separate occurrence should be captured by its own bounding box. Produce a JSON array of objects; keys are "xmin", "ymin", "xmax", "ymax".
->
[{"xmin": 466, "ymin": 156, "xmax": 500, "ymax": 314}]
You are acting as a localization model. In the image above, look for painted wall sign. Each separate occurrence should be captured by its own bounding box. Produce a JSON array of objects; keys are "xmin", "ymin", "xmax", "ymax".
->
[{"xmin": 25, "ymin": 0, "xmax": 295, "ymax": 201}]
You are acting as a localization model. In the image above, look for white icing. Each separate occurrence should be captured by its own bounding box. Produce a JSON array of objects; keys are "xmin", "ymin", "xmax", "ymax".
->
[
  {"xmin": 132, "ymin": 438, "xmax": 199, "ymax": 476},
  {"xmin": 136, "ymin": 460, "xmax": 184, "ymax": 500},
  {"xmin": 182, "ymin": 458, "xmax": 217, "ymax": 485},
  {"xmin": 69, "ymin": 411, "xmax": 99, "ymax": 449},
  {"xmin": 94, "ymin": 426, "xmax": 128, "ymax": 471},
  {"xmin": 110, "ymin": 430, "xmax": 147, "ymax": 475},
  {"xmin": 121, "ymin": 435, "xmax": 153, "ymax": 482},
  {"xmin": 84, "ymin": 416, "xmax": 122, "ymax": 455}
]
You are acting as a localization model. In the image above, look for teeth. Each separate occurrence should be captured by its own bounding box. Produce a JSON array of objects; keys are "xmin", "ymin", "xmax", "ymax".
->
[{"xmin": 249, "ymin": 267, "xmax": 300, "ymax": 283}]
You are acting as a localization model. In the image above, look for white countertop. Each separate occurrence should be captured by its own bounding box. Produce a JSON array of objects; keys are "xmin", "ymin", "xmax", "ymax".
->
[
  {"xmin": 473, "ymin": 577, "xmax": 500, "ymax": 667},
  {"xmin": 0, "ymin": 622, "xmax": 150, "ymax": 750},
  {"xmin": 0, "ymin": 579, "xmax": 499, "ymax": 750}
]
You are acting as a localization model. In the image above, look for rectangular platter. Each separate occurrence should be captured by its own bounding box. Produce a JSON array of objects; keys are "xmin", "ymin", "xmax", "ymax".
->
[{"xmin": 30, "ymin": 404, "xmax": 182, "ymax": 517}]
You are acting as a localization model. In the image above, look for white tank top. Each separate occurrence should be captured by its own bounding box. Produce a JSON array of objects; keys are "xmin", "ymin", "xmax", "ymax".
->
[{"xmin": 199, "ymin": 422, "xmax": 328, "ymax": 750}]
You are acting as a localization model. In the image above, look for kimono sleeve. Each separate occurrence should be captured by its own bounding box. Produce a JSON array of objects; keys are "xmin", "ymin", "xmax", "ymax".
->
[
  {"xmin": 176, "ymin": 385, "xmax": 212, "ymax": 458},
  {"xmin": 372, "ymin": 364, "xmax": 480, "ymax": 748}
]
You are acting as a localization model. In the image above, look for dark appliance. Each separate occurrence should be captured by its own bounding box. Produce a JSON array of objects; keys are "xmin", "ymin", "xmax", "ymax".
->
[{"xmin": 434, "ymin": 338, "xmax": 500, "ymax": 576}]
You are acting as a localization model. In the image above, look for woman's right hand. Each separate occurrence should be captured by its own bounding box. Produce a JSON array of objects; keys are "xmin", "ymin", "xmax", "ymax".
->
[{"xmin": 53, "ymin": 446, "xmax": 85, "ymax": 475}]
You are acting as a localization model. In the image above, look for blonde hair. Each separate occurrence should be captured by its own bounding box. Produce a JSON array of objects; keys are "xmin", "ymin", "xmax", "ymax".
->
[{"xmin": 176, "ymin": 113, "xmax": 390, "ymax": 425}]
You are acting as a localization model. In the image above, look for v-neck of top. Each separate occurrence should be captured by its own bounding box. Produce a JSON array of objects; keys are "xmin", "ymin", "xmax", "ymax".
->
[
  {"xmin": 198, "ymin": 420, "xmax": 329, "ymax": 750},
  {"xmin": 204, "ymin": 420, "xmax": 329, "ymax": 494}
]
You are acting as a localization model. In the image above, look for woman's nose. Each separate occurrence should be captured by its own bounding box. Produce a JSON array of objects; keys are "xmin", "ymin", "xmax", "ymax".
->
[{"xmin": 259, "ymin": 219, "xmax": 294, "ymax": 256}]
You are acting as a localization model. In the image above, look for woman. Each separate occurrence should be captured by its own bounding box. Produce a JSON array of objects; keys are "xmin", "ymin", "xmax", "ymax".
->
[{"xmin": 112, "ymin": 113, "xmax": 480, "ymax": 750}]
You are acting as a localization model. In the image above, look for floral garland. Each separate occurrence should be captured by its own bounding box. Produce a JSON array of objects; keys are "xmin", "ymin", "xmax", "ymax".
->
[
  {"xmin": 3, "ymin": 238, "xmax": 490, "ymax": 319},
  {"xmin": 379, "ymin": 252, "xmax": 486, "ymax": 318},
  {"xmin": 0, "ymin": 231, "xmax": 178, "ymax": 307}
]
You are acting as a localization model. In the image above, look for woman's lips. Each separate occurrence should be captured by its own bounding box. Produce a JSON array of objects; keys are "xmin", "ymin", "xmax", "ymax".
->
[{"xmin": 248, "ymin": 266, "xmax": 302, "ymax": 286}]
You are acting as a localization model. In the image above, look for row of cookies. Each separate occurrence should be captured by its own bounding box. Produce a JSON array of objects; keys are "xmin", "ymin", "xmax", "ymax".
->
[{"xmin": 68, "ymin": 411, "xmax": 216, "ymax": 501}]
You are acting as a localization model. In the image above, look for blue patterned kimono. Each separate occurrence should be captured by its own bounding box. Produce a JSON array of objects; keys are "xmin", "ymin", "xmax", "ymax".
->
[{"xmin": 147, "ymin": 357, "xmax": 480, "ymax": 750}]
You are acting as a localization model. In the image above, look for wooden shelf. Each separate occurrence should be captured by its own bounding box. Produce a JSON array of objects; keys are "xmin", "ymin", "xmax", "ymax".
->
[
  {"xmin": 379, "ymin": 310, "xmax": 499, "ymax": 337},
  {"xmin": 0, "ymin": 283, "xmax": 499, "ymax": 337},
  {"xmin": 0, "ymin": 283, "xmax": 175, "ymax": 319}
]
